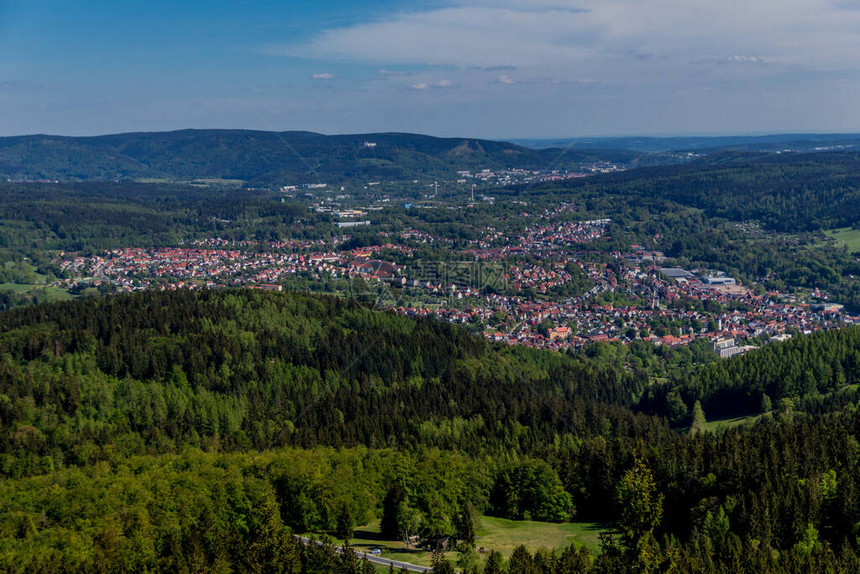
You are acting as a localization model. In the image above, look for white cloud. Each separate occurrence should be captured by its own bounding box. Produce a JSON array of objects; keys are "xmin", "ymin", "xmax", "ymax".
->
[
  {"xmin": 254, "ymin": 0, "xmax": 860, "ymax": 137},
  {"xmin": 311, "ymin": 73, "xmax": 335, "ymax": 80},
  {"xmin": 719, "ymin": 55, "xmax": 769, "ymax": 65},
  {"xmin": 280, "ymin": 0, "xmax": 860, "ymax": 76},
  {"xmin": 286, "ymin": 6, "xmax": 592, "ymax": 68},
  {"xmin": 692, "ymin": 55, "xmax": 771, "ymax": 66}
]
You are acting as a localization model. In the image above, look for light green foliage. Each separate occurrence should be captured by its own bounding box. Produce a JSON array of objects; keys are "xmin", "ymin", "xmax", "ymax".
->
[
  {"xmin": 825, "ymin": 227, "xmax": 860, "ymax": 254},
  {"xmin": 430, "ymin": 549, "xmax": 455, "ymax": 574},
  {"xmin": 690, "ymin": 400, "xmax": 707, "ymax": 435},
  {"xmin": 616, "ymin": 457, "xmax": 664, "ymax": 566},
  {"xmin": 457, "ymin": 546, "xmax": 480, "ymax": 572},
  {"xmin": 793, "ymin": 522, "xmax": 820, "ymax": 557},
  {"xmin": 703, "ymin": 506, "xmax": 730, "ymax": 541}
]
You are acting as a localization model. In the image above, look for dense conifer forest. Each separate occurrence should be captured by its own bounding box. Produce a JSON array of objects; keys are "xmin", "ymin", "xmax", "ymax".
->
[{"xmin": 2, "ymin": 289, "xmax": 860, "ymax": 571}]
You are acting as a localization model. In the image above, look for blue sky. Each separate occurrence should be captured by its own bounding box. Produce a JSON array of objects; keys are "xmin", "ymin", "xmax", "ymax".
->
[{"xmin": 1, "ymin": 0, "xmax": 859, "ymax": 138}]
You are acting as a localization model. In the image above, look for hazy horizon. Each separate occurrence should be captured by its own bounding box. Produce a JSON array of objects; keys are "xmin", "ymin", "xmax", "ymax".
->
[{"xmin": 4, "ymin": 128, "xmax": 860, "ymax": 143}]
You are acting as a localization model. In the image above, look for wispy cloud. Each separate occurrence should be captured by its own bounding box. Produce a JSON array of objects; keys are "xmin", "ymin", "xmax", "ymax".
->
[
  {"xmin": 257, "ymin": 0, "xmax": 860, "ymax": 137},
  {"xmin": 718, "ymin": 55, "xmax": 770, "ymax": 65},
  {"xmin": 279, "ymin": 0, "xmax": 860, "ymax": 75},
  {"xmin": 311, "ymin": 73, "xmax": 335, "ymax": 80},
  {"xmin": 691, "ymin": 55, "xmax": 771, "ymax": 66}
]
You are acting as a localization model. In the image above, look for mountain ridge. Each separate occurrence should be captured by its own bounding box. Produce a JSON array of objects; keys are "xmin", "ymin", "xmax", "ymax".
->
[{"xmin": 0, "ymin": 129, "xmax": 636, "ymax": 184}]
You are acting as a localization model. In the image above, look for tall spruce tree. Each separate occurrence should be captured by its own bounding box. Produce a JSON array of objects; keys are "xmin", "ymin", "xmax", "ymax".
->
[{"xmin": 336, "ymin": 502, "xmax": 355, "ymax": 540}]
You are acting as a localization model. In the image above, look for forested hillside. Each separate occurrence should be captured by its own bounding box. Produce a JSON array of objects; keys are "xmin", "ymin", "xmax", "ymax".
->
[
  {"xmin": 0, "ymin": 130, "xmax": 630, "ymax": 184},
  {"xmin": 511, "ymin": 133, "xmax": 860, "ymax": 153},
  {"xmin": 519, "ymin": 151, "xmax": 860, "ymax": 233},
  {"xmin": 0, "ymin": 289, "xmax": 649, "ymax": 477},
  {"xmin": 3, "ymin": 290, "xmax": 860, "ymax": 571},
  {"xmin": 641, "ymin": 327, "xmax": 860, "ymax": 419}
]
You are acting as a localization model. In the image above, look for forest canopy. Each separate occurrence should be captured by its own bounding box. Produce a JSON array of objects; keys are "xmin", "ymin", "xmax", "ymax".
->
[{"xmin": 2, "ymin": 290, "xmax": 860, "ymax": 571}]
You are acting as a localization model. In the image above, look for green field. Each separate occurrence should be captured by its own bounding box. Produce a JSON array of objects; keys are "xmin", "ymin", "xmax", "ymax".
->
[
  {"xmin": 343, "ymin": 516, "xmax": 606, "ymax": 568},
  {"xmin": 0, "ymin": 282, "xmax": 34, "ymax": 293},
  {"xmin": 41, "ymin": 286, "xmax": 76, "ymax": 302},
  {"xmin": 0, "ymin": 261, "xmax": 76, "ymax": 303},
  {"xmin": 0, "ymin": 283, "xmax": 75, "ymax": 303},
  {"xmin": 2, "ymin": 260, "xmax": 48, "ymax": 282},
  {"xmin": 473, "ymin": 516, "xmax": 605, "ymax": 554},
  {"xmin": 134, "ymin": 177, "xmax": 244, "ymax": 186},
  {"xmin": 700, "ymin": 413, "xmax": 763, "ymax": 433},
  {"xmin": 699, "ymin": 383, "xmax": 860, "ymax": 434},
  {"xmin": 826, "ymin": 227, "xmax": 860, "ymax": 253}
]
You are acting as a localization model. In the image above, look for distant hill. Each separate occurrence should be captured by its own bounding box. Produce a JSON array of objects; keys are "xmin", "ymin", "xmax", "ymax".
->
[
  {"xmin": 511, "ymin": 133, "xmax": 860, "ymax": 154},
  {"xmin": 0, "ymin": 129, "xmax": 638, "ymax": 184},
  {"xmin": 511, "ymin": 150, "xmax": 860, "ymax": 233},
  {"xmin": 6, "ymin": 129, "xmax": 860, "ymax": 185}
]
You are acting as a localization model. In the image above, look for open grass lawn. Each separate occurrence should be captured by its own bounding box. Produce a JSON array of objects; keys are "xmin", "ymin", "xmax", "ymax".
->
[
  {"xmin": 347, "ymin": 521, "xmax": 434, "ymax": 568},
  {"xmin": 1, "ymin": 262, "xmax": 73, "ymax": 302},
  {"xmin": 825, "ymin": 227, "xmax": 860, "ymax": 253},
  {"xmin": 0, "ymin": 282, "xmax": 34, "ymax": 293},
  {"xmin": 474, "ymin": 516, "xmax": 605, "ymax": 555},
  {"xmin": 40, "ymin": 286, "xmax": 76, "ymax": 302},
  {"xmin": 0, "ymin": 283, "xmax": 75, "ymax": 302},
  {"xmin": 192, "ymin": 178, "xmax": 245, "ymax": 186},
  {"xmin": 343, "ymin": 516, "xmax": 607, "ymax": 568},
  {"xmin": 700, "ymin": 413, "xmax": 763, "ymax": 433},
  {"xmin": 698, "ymin": 384, "xmax": 860, "ymax": 434},
  {"xmin": 2, "ymin": 260, "xmax": 49, "ymax": 282}
]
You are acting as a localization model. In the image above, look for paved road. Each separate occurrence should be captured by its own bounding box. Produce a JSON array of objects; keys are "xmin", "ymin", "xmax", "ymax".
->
[{"xmin": 294, "ymin": 535, "xmax": 431, "ymax": 573}]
